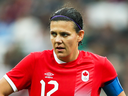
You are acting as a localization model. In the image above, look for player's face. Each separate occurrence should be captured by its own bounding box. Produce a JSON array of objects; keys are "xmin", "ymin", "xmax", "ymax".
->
[{"xmin": 50, "ymin": 21, "xmax": 82, "ymax": 62}]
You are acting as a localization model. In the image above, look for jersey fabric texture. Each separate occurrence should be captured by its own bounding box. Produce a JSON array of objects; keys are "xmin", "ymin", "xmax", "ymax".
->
[{"xmin": 5, "ymin": 50, "xmax": 117, "ymax": 96}]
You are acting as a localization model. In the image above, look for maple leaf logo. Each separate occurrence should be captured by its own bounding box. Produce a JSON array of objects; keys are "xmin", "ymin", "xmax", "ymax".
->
[
  {"xmin": 81, "ymin": 70, "xmax": 89, "ymax": 82},
  {"xmin": 83, "ymin": 71, "xmax": 88, "ymax": 76}
]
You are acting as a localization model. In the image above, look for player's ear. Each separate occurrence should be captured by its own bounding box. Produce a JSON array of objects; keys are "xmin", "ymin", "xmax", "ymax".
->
[{"xmin": 77, "ymin": 30, "xmax": 84, "ymax": 42}]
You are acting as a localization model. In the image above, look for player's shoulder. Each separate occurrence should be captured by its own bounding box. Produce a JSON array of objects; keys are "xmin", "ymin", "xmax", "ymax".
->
[
  {"xmin": 30, "ymin": 49, "xmax": 53, "ymax": 59},
  {"xmin": 80, "ymin": 51, "xmax": 106, "ymax": 64},
  {"xmin": 81, "ymin": 51, "xmax": 105, "ymax": 59}
]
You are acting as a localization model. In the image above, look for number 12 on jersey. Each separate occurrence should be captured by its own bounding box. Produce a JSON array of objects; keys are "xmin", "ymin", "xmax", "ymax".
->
[{"xmin": 40, "ymin": 80, "xmax": 59, "ymax": 96}]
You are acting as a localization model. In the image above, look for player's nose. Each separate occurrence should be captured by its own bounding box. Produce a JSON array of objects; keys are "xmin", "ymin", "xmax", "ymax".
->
[{"xmin": 55, "ymin": 35, "xmax": 62, "ymax": 43}]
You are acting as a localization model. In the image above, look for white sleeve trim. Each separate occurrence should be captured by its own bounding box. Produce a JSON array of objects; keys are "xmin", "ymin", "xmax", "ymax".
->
[{"xmin": 4, "ymin": 74, "xmax": 18, "ymax": 92}]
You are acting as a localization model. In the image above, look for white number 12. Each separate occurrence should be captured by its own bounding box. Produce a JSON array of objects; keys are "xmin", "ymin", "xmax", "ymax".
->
[{"xmin": 40, "ymin": 80, "xmax": 59, "ymax": 96}]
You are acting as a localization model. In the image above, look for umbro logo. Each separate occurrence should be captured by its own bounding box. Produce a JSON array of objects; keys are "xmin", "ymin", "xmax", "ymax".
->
[{"xmin": 44, "ymin": 72, "xmax": 54, "ymax": 78}]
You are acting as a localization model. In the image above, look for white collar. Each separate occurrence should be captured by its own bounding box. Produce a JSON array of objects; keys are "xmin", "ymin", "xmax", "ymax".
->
[{"xmin": 53, "ymin": 51, "xmax": 66, "ymax": 64}]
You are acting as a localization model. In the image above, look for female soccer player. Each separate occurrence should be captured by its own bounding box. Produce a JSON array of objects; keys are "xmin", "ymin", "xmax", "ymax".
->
[{"xmin": 0, "ymin": 7, "xmax": 126, "ymax": 96}]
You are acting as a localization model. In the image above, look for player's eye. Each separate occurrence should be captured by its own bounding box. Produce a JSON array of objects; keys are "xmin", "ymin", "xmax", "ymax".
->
[
  {"xmin": 61, "ymin": 32, "xmax": 70, "ymax": 37},
  {"xmin": 51, "ymin": 32, "xmax": 57, "ymax": 37}
]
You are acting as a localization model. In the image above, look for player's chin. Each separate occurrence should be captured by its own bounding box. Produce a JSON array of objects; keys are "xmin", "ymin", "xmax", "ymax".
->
[{"xmin": 56, "ymin": 52, "xmax": 67, "ymax": 58}]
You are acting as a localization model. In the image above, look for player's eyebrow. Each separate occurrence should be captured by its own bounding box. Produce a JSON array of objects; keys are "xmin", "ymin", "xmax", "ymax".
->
[
  {"xmin": 50, "ymin": 30, "xmax": 71, "ymax": 34},
  {"xmin": 50, "ymin": 31, "xmax": 55, "ymax": 33},
  {"xmin": 60, "ymin": 31, "xmax": 70, "ymax": 34}
]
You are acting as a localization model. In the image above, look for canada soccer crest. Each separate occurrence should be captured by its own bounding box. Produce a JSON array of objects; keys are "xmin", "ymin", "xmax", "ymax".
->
[{"xmin": 81, "ymin": 70, "xmax": 89, "ymax": 82}]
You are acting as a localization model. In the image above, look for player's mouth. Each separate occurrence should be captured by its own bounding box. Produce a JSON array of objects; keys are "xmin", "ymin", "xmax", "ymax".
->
[{"xmin": 55, "ymin": 46, "xmax": 65, "ymax": 51}]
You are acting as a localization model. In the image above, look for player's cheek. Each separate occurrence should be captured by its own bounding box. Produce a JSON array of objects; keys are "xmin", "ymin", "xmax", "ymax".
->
[{"xmin": 51, "ymin": 38, "xmax": 55, "ymax": 47}]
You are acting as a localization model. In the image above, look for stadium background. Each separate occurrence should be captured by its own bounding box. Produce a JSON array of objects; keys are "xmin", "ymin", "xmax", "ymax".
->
[{"xmin": 0, "ymin": 0, "xmax": 127, "ymax": 95}]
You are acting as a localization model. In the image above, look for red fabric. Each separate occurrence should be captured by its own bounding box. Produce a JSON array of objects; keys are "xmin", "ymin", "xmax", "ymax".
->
[{"xmin": 6, "ymin": 50, "xmax": 117, "ymax": 96}]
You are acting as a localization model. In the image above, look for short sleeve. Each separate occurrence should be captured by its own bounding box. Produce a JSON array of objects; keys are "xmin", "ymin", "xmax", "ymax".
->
[
  {"xmin": 4, "ymin": 53, "xmax": 35, "ymax": 91},
  {"xmin": 102, "ymin": 57, "xmax": 117, "ymax": 85}
]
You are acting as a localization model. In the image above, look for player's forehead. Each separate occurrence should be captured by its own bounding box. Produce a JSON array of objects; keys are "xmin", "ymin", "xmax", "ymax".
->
[{"xmin": 50, "ymin": 20, "xmax": 76, "ymax": 32}]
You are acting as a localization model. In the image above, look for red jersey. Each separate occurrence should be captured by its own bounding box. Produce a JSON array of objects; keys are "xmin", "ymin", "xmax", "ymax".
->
[{"xmin": 5, "ymin": 50, "xmax": 117, "ymax": 96}]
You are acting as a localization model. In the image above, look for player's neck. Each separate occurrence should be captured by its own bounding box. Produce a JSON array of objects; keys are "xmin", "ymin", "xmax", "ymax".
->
[{"xmin": 64, "ymin": 50, "xmax": 79, "ymax": 62}]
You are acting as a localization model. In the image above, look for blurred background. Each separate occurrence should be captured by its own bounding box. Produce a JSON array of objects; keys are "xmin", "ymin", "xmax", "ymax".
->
[{"xmin": 0, "ymin": 0, "xmax": 127, "ymax": 95}]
